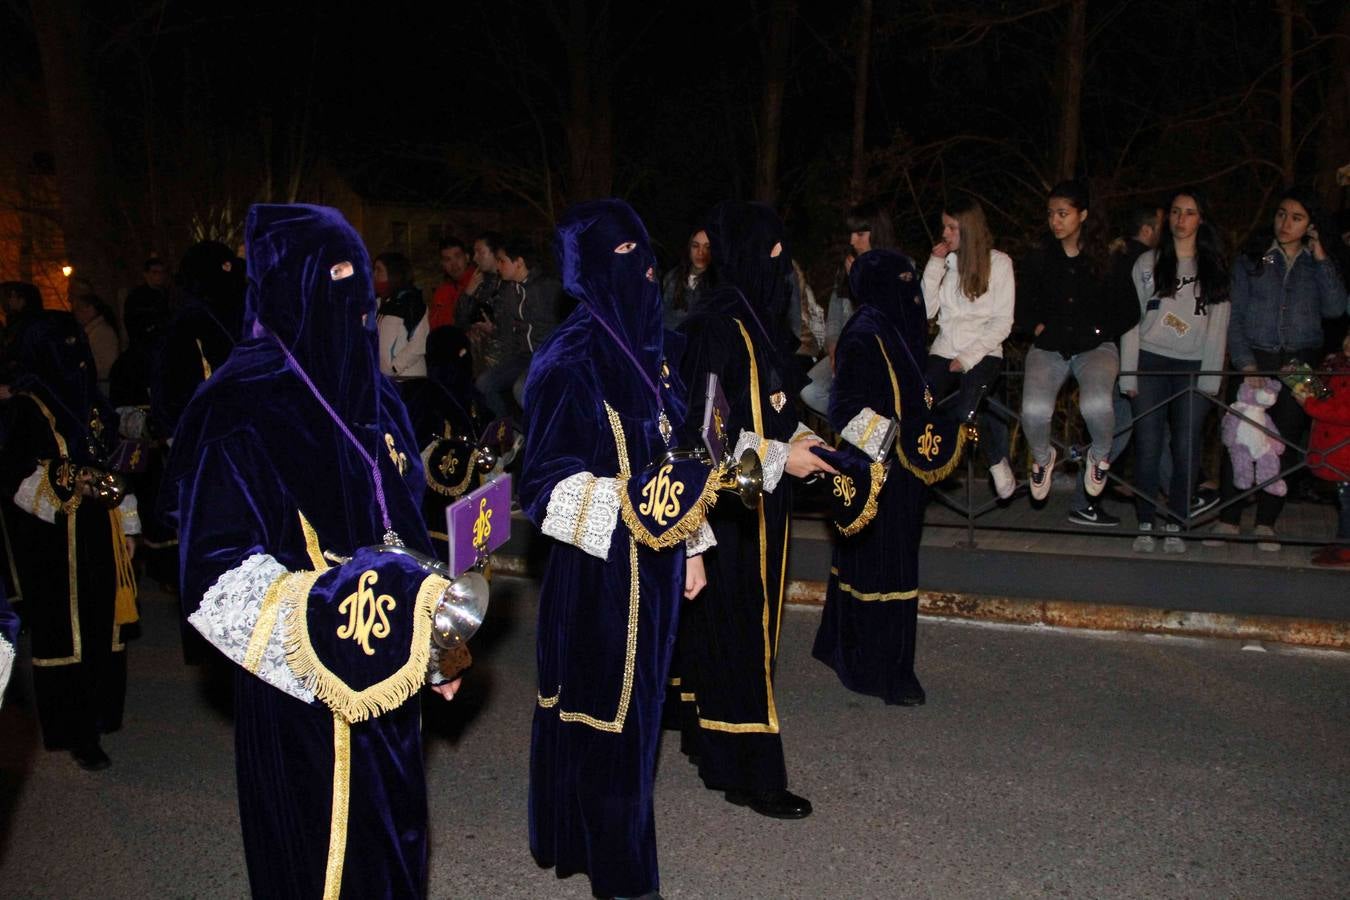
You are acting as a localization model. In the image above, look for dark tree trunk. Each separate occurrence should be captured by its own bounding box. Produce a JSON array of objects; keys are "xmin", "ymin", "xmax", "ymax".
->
[
  {"xmin": 29, "ymin": 0, "xmax": 124, "ymax": 303},
  {"xmin": 755, "ymin": 0, "xmax": 794, "ymax": 206},
  {"xmin": 1279, "ymin": 0, "xmax": 1296, "ymax": 185},
  {"xmin": 849, "ymin": 0, "xmax": 873, "ymax": 203},
  {"xmin": 1314, "ymin": 4, "xmax": 1350, "ymax": 208},
  {"xmin": 563, "ymin": 0, "xmax": 614, "ymax": 201},
  {"xmin": 1054, "ymin": 0, "xmax": 1087, "ymax": 182}
]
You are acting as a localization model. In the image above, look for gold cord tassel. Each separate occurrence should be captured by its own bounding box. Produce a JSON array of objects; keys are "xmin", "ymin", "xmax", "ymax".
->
[{"xmin": 110, "ymin": 509, "xmax": 139, "ymax": 626}]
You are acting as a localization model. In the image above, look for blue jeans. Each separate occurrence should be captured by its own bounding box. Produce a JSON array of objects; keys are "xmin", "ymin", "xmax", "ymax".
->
[
  {"xmin": 1021, "ymin": 343, "xmax": 1119, "ymax": 468},
  {"xmin": 1131, "ymin": 350, "xmax": 1210, "ymax": 526},
  {"xmin": 475, "ymin": 352, "xmax": 530, "ymax": 422},
  {"xmin": 1071, "ymin": 391, "xmax": 1134, "ymax": 512}
]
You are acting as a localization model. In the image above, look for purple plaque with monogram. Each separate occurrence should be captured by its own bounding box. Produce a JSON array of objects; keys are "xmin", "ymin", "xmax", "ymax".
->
[
  {"xmin": 446, "ymin": 474, "xmax": 512, "ymax": 576},
  {"xmin": 701, "ymin": 373, "xmax": 731, "ymax": 465}
]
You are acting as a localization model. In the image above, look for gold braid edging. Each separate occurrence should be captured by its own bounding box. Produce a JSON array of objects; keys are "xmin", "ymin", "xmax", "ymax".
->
[
  {"xmin": 894, "ymin": 425, "xmax": 970, "ymax": 486},
  {"xmin": 420, "ymin": 442, "xmax": 478, "ymax": 498},
  {"xmin": 322, "ymin": 713, "xmax": 351, "ymax": 900},
  {"xmin": 616, "ymin": 465, "xmax": 721, "ymax": 550},
  {"xmin": 835, "ymin": 461, "xmax": 888, "ymax": 537},
  {"xmin": 283, "ymin": 571, "xmax": 443, "ymax": 723}
]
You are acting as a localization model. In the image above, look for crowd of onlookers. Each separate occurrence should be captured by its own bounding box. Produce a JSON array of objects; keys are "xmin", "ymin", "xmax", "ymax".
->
[{"xmin": 2, "ymin": 183, "xmax": 1348, "ymax": 565}]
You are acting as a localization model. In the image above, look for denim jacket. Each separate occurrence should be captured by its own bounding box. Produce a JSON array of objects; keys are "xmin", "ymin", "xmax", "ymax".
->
[{"xmin": 1228, "ymin": 246, "xmax": 1348, "ymax": 370}]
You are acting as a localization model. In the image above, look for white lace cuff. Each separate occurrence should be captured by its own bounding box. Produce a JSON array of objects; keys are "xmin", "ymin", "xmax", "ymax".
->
[
  {"xmin": 117, "ymin": 494, "xmax": 141, "ymax": 535},
  {"xmin": 14, "ymin": 465, "xmax": 56, "ymax": 524},
  {"xmin": 732, "ymin": 429, "xmax": 789, "ymax": 493},
  {"xmin": 117, "ymin": 406, "xmax": 149, "ymax": 440},
  {"xmin": 189, "ymin": 553, "xmax": 315, "ymax": 703},
  {"xmin": 541, "ymin": 472, "xmax": 621, "ymax": 560},
  {"xmin": 427, "ymin": 645, "xmax": 449, "ymax": 685},
  {"xmin": 0, "ymin": 636, "xmax": 13, "ymax": 710},
  {"xmin": 791, "ymin": 422, "xmax": 819, "ymax": 443},
  {"xmin": 685, "ymin": 520, "xmax": 717, "ymax": 557},
  {"xmin": 841, "ymin": 407, "xmax": 889, "ymax": 461}
]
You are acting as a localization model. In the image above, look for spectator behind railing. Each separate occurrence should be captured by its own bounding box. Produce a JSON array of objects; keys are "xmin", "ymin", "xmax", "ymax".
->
[
  {"xmin": 660, "ymin": 226, "xmax": 714, "ymax": 332},
  {"xmin": 1212, "ymin": 187, "xmax": 1349, "ymax": 551},
  {"xmin": 1120, "ymin": 187, "xmax": 1231, "ymax": 553},
  {"xmin": 1017, "ymin": 180, "xmax": 1138, "ymax": 509},
  {"xmin": 1298, "ymin": 334, "xmax": 1350, "ymax": 566},
  {"xmin": 921, "ymin": 194, "xmax": 1016, "ymax": 499}
]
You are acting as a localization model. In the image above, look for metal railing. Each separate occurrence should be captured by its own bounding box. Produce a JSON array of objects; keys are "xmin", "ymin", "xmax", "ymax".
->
[{"xmin": 927, "ymin": 365, "xmax": 1349, "ymax": 550}]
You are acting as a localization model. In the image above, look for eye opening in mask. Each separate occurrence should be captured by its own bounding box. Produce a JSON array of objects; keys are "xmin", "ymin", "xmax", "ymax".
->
[
  {"xmin": 770, "ymin": 242, "xmax": 783, "ymax": 258},
  {"xmin": 330, "ymin": 261, "xmax": 355, "ymax": 281},
  {"xmin": 614, "ymin": 242, "xmax": 637, "ymax": 255}
]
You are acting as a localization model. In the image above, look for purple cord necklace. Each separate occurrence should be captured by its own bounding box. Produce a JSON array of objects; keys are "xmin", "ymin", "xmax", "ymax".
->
[
  {"xmin": 268, "ymin": 331, "xmax": 402, "ymax": 546},
  {"xmin": 587, "ymin": 310, "xmax": 673, "ymax": 446}
]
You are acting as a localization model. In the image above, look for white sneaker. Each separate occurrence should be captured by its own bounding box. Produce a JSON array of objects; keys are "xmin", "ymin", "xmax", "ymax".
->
[
  {"xmin": 1254, "ymin": 525, "xmax": 1281, "ymax": 552},
  {"xmin": 1132, "ymin": 522, "xmax": 1155, "ymax": 553},
  {"xmin": 1029, "ymin": 447, "xmax": 1056, "ymax": 502},
  {"xmin": 1084, "ymin": 451, "xmax": 1109, "ymax": 498},
  {"xmin": 1162, "ymin": 522, "xmax": 1186, "ymax": 554},
  {"xmin": 1202, "ymin": 521, "xmax": 1240, "ymax": 548},
  {"xmin": 989, "ymin": 459, "xmax": 1015, "ymax": 500}
]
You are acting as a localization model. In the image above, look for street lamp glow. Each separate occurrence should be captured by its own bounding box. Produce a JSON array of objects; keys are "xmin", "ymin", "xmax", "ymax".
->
[{"xmin": 61, "ymin": 265, "xmax": 73, "ymax": 277}]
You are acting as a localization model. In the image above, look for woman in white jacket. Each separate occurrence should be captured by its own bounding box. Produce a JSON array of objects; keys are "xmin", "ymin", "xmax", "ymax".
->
[{"xmin": 921, "ymin": 195, "xmax": 1016, "ymax": 497}]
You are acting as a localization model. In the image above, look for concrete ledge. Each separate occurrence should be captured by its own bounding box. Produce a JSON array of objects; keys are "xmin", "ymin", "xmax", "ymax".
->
[
  {"xmin": 491, "ymin": 552, "xmax": 1349, "ymax": 651},
  {"xmin": 784, "ymin": 578, "xmax": 1350, "ymax": 651}
]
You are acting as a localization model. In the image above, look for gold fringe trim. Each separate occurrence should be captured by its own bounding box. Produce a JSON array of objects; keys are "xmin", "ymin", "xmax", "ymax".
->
[
  {"xmin": 894, "ymin": 426, "xmax": 970, "ymax": 486},
  {"xmin": 420, "ymin": 441, "xmax": 478, "ymax": 498},
  {"xmin": 835, "ymin": 461, "xmax": 888, "ymax": 537},
  {"xmin": 617, "ymin": 465, "xmax": 721, "ymax": 551},
  {"xmin": 872, "ymin": 337, "xmax": 969, "ymax": 485},
  {"xmin": 282, "ymin": 571, "xmax": 443, "ymax": 723},
  {"xmin": 322, "ymin": 713, "xmax": 351, "ymax": 900}
]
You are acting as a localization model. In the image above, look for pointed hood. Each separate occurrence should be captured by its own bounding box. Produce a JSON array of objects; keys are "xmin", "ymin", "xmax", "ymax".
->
[
  {"xmin": 556, "ymin": 198, "xmax": 665, "ymax": 376},
  {"xmin": 243, "ymin": 203, "xmax": 380, "ymax": 419},
  {"xmin": 7, "ymin": 311, "xmax": 116, "ymax": 465}
]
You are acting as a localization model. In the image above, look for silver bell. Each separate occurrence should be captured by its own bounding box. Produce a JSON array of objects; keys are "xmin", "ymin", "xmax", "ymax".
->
[{"xmin": 432, "ymin": 570, "xmax": 489, "ymax": 650}]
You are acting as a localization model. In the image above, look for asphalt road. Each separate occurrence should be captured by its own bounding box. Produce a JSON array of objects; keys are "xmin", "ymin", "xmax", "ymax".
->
[{"xmin": 1, "ymin": 577, "xmax": 1346, "ymax": 899}]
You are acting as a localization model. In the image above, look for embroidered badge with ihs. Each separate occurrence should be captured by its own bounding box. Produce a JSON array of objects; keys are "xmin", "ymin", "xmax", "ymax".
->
[{"xmin": 832, "ymin": 474, "xmax": 856, "ymax": 507}]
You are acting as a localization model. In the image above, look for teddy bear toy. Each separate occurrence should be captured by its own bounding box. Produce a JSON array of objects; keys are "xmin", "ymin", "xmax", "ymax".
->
[{"xmin": 1222, "ymin": 377, "xmax": 1286, "ymax": 496}]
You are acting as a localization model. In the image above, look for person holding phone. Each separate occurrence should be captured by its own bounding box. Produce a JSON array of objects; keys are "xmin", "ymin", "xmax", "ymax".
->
[{"xmin": 1210, "ymin": 187, "xmax": 1349, "ymax": 549}]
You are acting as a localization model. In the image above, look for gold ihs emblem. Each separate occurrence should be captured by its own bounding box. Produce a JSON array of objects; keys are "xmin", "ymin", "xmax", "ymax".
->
[
  {"xmin": 385, "ymin": 433, "xmax": 408, "ymax": 475},
  {"xmin": 638, "ymin": 462, "xmax": 685, "ymax": 527},
  {"xmin": 917, "ymin": 423, "xmax": 942, "ymax": 462},
  {"xmin": 438, "ymin": 451, "xmax": 459, "ymax": 479},
  {"xmin": 336, "ymin": 570, "xmax": 397, "ymax": 656},
  {"xmin": 832, "ymin": 474, "xmax": 857, "ymax": 507},
  {"xmin": 712, "ymin": 405, "xmax": 726, "ymax": 444},
  {"xmin": 472, "ymin": 497, "xmax": 493, "ymax": 550}
]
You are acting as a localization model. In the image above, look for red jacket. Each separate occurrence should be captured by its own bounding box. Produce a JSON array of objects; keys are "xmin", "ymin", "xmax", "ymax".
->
[
  {"xmin": 1304, "ymin": 357, "xmax": 1350, "ymax": 482},
  {"xmin": 428, "ymin": 265, "xmax": 477, "ymax": 331}
]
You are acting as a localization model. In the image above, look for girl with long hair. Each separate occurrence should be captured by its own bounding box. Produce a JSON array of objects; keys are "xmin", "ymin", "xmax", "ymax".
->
[
  {"xmin": 1119, "ymin": 187, "xmax": 1231, "ymax": 552},
  {"xmin": 661, "ymin": 227, "xmax": 715, "ymax": 331},
  {"xmin": 1211, "ymin": 187, "xmax": 1348, "ymax": 549},
  {"xmin": 1017, "ymin": 180, "xmax": 1139, "ymax": 504},
  {"xmin": 921, "ymin": 194, "xmax": 1015, "ymax": 497}
]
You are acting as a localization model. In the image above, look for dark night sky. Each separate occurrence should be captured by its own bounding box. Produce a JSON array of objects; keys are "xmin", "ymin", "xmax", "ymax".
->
[{"xmin": 2, "ymin": 0, "xmax": 1344, "ymax": 278}]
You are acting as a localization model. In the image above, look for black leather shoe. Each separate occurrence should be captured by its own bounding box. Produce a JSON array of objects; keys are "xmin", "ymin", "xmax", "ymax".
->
[
  {"xmin": 897, "ymin": 683, "xmax": 926, "ymax": 706},
  {"xmin": 71, "ymin": 742, "xmax": 111, "ymax": 771},
  {"xmin": 724, "ymin": 788, "xmax": 812, "ymax": 819}
]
